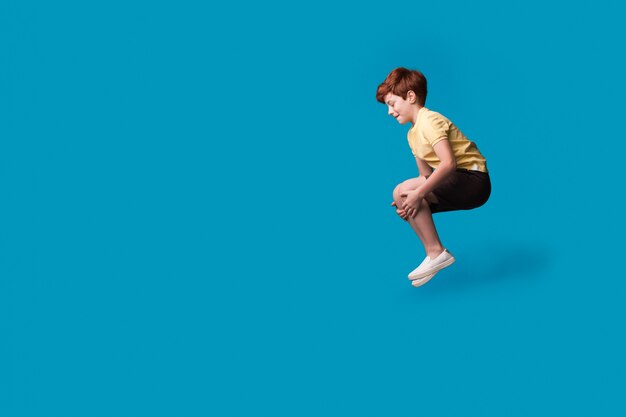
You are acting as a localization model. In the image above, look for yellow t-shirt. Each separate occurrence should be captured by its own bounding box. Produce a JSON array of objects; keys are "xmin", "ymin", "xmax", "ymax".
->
[{"xmin": 407, "ymin": 107, "xmax": 488, "ymax": 173}]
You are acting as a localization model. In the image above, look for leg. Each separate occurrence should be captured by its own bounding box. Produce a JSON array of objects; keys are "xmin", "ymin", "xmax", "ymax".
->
[{"xmin": 393, "ymin": 178, "xmax": 445, "ymax": 259}]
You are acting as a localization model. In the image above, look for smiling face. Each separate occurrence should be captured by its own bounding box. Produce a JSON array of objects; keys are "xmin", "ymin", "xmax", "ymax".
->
[{"xmin": 384, "ymin": 92, "xmax": 420, "ymax": 125}]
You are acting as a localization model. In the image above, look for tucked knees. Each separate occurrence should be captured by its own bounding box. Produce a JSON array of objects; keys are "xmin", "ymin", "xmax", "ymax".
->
[
  {"xmin": 393, "ymin": 177, "xmax": 437, "ymax": 206},
  {"xmin": 393, "ymin": 177, "xmax": 426, "ymax": 201},
  {"xmin": 393, "ymin": 184, "xmax": 402, "ymax": 202},
  {"xmin": 393, "ymin": 181, "xmax": 410, "ymax": 203}
]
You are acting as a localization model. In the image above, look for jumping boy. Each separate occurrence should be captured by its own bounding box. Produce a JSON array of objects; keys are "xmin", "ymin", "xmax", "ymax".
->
[{"xmin": 376, "ymin": 67, "xmax": 491, "ymax": 287}]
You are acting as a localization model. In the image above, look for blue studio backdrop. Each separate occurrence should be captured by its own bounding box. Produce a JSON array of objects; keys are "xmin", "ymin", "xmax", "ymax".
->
[{"xmin": 2, "ymin": 0, "xmax": 625, "ymax": 416}]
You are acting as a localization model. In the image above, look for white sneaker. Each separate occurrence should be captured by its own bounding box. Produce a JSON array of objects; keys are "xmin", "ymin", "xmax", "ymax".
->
[
  {"xmin": 408, "ymin": 256, "xmax": 431, "ymax": 280},
  {"xmin": 411, "ymin": 272, "xmax": 436, "ymax": 287},
  {"xmin": 407, "ymin": 249, "xmax": 455, "ymax": 280}
]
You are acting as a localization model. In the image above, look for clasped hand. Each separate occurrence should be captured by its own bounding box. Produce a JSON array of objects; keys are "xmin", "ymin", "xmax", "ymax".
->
[{"xmin": 391, "ymin": 189, "xmax": 424, "ymax": 219}]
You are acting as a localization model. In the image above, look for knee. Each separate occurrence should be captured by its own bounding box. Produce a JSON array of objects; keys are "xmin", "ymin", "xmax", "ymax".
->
[{"xmin": 393, "ymin": 183, "xmax": 403, "ymax": 201}]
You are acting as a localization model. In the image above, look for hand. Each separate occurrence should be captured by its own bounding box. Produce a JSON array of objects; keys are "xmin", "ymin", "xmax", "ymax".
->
[
  {"xmin": 391, "ymin": 201, "xmax": 409, "ymax": 221},
  {"xmin": 400, "ymin": 189, "xmax": 423, "ymax": 218}
]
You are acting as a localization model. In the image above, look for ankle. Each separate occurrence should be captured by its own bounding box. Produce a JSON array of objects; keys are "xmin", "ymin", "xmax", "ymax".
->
[{"xmin": 425, "ymin": 247, "xmax": 445, "ymax": 259}]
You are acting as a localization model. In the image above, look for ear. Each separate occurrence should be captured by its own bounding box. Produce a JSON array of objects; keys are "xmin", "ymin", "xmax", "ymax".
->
[{"xmin": 406, "ymin": 90, "xmax": 417, "ymax": 104}]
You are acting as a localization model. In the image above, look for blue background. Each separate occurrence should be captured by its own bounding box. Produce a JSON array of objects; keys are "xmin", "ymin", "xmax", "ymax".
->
[{"xmin": 2, "ymin": 0, "xmax": 625, "ymax": 415}]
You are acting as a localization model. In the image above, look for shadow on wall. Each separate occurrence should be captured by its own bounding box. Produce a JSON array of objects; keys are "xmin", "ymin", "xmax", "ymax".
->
[{"xmin": 423, "ymin": 241, "xmax": 553, "ymax": 293}]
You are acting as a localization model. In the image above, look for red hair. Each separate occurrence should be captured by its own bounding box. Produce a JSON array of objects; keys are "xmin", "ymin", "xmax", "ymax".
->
[{"xmin": 376, "ymin": 67, "xmax": 428, "ymax": 106}]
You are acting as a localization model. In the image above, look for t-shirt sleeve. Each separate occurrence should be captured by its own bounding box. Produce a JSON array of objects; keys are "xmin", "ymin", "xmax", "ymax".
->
[{"xmin": 423, "ymin": 114, "xmax": 451, "ymax": 147}]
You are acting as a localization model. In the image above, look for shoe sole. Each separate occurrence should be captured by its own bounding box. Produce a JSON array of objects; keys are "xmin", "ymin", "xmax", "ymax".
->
[
  {"xmin": 412, "ymin": 273, "xmax": 436, "ymax": 287},
  {"xmin": 408, "ymin": 256, "xmax": 455, "ymax": 280}
]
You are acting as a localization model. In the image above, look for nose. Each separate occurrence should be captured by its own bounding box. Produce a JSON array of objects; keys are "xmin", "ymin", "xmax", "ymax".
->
[{"xmin": 388, "ymin": 106, "xmax": 394, "ymax": 116}]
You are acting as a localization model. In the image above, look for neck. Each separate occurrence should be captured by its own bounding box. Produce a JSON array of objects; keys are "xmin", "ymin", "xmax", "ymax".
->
[{"xmin": 410, "ymin": 105, "xmax": 423, "ymax": 126}]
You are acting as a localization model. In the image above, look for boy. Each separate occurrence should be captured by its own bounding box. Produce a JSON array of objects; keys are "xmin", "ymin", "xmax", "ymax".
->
[{"xmin": 376, "ymin": 67, "xmax": 491, "ymax": 287}]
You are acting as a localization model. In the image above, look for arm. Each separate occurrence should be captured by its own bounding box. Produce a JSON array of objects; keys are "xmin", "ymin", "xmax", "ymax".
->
[
  {"xmin": 416, "ymin": 157, "xmax": 433, "ymax": 178},
  {"xmin": 415, "ymin": 139, "xmax": 456, "ymax": 199},
  {"xmin": 401, "ymin": 139, "xmax": 457, "ymax": 217}
]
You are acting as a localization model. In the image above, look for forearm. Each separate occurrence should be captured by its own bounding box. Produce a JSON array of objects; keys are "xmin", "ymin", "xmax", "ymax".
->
[
  {"xmin": 416, "ymin": 161, "xmax": 456, "ymax": 199},
  {"xmin": 416, "ymin": 158, "xmax": 433, "ymax": 178}
]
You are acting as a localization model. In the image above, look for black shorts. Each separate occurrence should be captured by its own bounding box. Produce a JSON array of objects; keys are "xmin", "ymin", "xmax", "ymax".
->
[{"xmin": 426, "ymin": 168, "xmax": 491, "ymax": 214}]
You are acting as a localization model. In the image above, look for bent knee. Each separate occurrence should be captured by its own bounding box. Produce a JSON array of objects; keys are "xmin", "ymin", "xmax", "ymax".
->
[
  {"xmin": 394, "ymin": 177, "xmax": 425, "ymax": 199},
  {"xmin": 393, "ymin": 183, "xmax": 404, "ymax": 201}
]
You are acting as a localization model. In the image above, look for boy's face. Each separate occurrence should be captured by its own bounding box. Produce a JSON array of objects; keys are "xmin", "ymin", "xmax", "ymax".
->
[{"xmin": 384, "ymin": 92, "xmax": 416, "ymax": 125}]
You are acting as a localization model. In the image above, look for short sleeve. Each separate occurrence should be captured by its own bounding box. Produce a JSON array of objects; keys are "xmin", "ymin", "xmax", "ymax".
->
[{"xmin": 423, "ymin": 113, "xmax": 450, "ymax": 147}]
